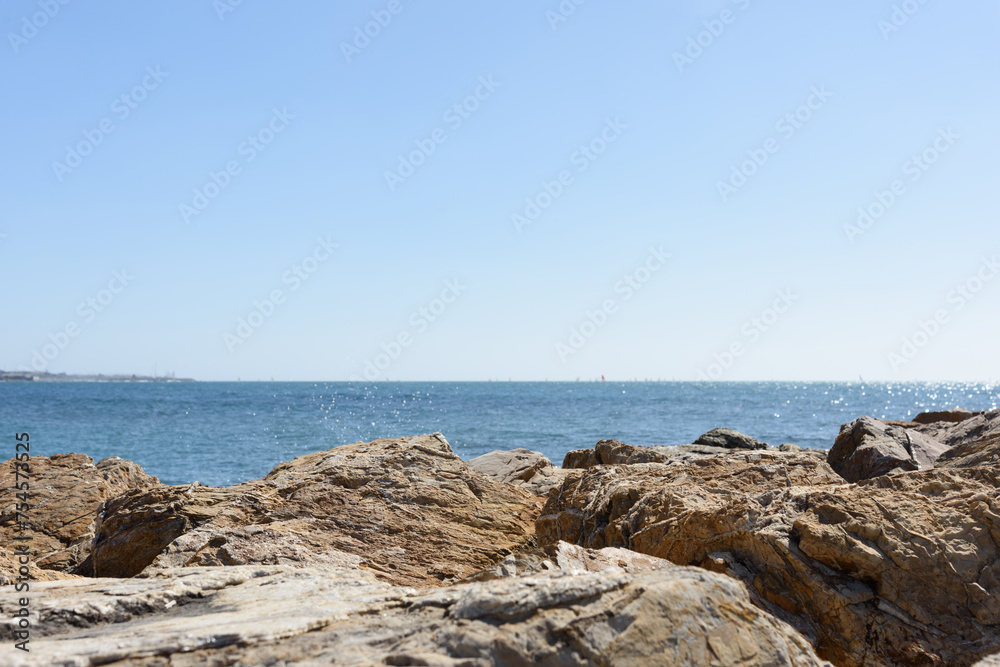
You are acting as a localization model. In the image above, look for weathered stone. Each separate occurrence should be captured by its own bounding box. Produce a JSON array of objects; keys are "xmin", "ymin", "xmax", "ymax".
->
[
  {"xmin": 696, "ymin": 427, "xmax": 769, "ymax": 450},
  {"xmin": 0, "ymin": 550, "xmax": 831, "ymax": 666},
  {"xmin": 84, "ymin": 434, "xmax": 542, "ymax": 587},
  {"xmin": 913, "ymin": 409, "xmax": 983, "ymax": 424},
  {"xmin": 828, "ymin": 416, "xmax": 931, "ymax": 481},
  {"xmin": 0, "ymin": 454, "xmax": 158, "ymax": 576},
  {"xmin": 537, "ymin": 454, "xmax": 1000, "ymax": 666},
  {"xmin": 974, "ymin": 653, "xmax": 1000, "ymax": 666},
  {"xmin": 0, "ymin": 546, "xmax": 80, "ymax": 586},
  {"xmin": 563, "ymin": 447, "xmax": 599, "ymax": 468},
  {"xmin": 563, "ymin": 439, "xmax": 730, "ymax": 469},
  {"xmin": 935, "ymin": 410, "xmax": 1000, "ymax": 469},
  {"xmin": 467, "ymin": 448, "xmax": 569, "ymax": 495}
]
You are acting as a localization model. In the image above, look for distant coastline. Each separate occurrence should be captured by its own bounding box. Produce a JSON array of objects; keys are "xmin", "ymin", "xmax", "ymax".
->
[{"xmin": 0, "ymin": 370, "xmax": 194, "ymax": 382}]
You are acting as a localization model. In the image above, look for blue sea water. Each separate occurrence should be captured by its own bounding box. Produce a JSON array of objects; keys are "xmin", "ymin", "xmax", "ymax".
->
[{"xmin": 1, "ymin": 381, "xmax": 997, "ymax": 486}]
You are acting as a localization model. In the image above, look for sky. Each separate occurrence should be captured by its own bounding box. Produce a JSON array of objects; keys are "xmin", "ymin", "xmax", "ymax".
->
[{"xmin": 1, "ymin": 0, "xmax": 998, "ymax": 382}]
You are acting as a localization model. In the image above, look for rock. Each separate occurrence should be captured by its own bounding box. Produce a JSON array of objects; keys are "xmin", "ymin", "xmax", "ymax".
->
[
  {"xmin": 467, "ymin": 448, "xmax": 569, "ymax": 495},
  {"xmin": 695, "ymin": 427, "xmax": 769, "ymax": 450},
  {"xmin": 563, "ymin": 439, "xmax": 729, "ymax": 469},
  {"xmin": 83, "ymin": 434, "xmax": 542, "ymax": 587},
  {"xmin": 934, "ymin": 409, "xmax": 1000, "ymax": 469},
  {"xmin": 0, "ymin": 547, "xmax": 80, "ymax": 586},
  {"xmin": 537, "ymin": 454, "xmax": 1000, "ymax": 666},
  {"xmin": 562, "ymin": 447, "xmax": 599, "ymax": 468},
  {"xmin": 465, "ymin": 539, "xmax": 673, "ymax": 582},
  {"xmin": 0, "ymin": 552, "xmax": 831, "ymax": 666},
  {"xmin": 975, "ymin": 654, "xmax": 1000, "ymax": 666},
  {"xmin": 827, "ymin": 416, "xmax": 946, "ymax": 481},
  {"xmin": 779, "ymin": 443, "xmax": 803, "ymax": 452},
  {"xmin": 913, "ymin": 408, "xmax": 983, "ymax": 424},
  {"xmin": 0, "ymin": 454, "xmax": 159, "ymax": 576}
]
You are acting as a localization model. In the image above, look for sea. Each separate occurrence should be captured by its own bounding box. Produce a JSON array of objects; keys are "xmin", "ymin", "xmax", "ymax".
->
[{"xmin": 1, "ymin": 381, "xmax": 997, "ymax": 487}]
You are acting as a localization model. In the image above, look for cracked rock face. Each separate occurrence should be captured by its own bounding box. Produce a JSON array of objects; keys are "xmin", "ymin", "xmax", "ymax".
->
[
  {"xmin": 828, "ymin": 416, "xmax": 951, "ymax": 481},
  {"xmin": 537, "ymin": 450, "xmax": 1000, "ymax": 666},
  {"xmin": 0, "ymin": 454, "xmax": 158, "ymax": 575},
  {"xmin": 0, "ymin": 546, "xmax": 830, "ymax": 666},
  {"xmin": 81, "ymin": 435, "xmax": 543, "ymax": 587},
  {"xmin": 467, "ymin": 448, "xmax": 569, "ymax": 496}
]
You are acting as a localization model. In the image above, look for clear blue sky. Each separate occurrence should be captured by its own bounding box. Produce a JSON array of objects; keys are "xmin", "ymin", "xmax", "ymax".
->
[{"xmin": 1, "ymin": 0, "xmax": 998, "ymax": 381}]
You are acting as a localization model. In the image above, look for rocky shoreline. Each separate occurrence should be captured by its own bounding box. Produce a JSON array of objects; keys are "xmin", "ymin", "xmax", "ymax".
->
[{"xmin": 2, "ymin": 410, "xmax": 998, "ymax": 666}]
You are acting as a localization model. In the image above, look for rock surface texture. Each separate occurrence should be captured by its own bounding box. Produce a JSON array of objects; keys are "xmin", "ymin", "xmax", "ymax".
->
[
  {"xmin": 537, "ymin": 447, "xmax": 1000, "ymax": 666},
  {"xmin": 696, "ymin": 427, "xmax": 770, "ymax": 450},
  {"xmin": 0, "ymin": 547, "xmax": 831, "ymax": 666},
  {"xmin": 81, "ymin": 434, "xmax": 542, "ymax": 587},
  {"xmin": 827, "ymin": 416, "xmax": 945, "ymax": 481},
  {"xmin": 467, "ymin": 447, "xmax": 569, "ymax": 495},
  {"xmin": 0, "ymin": 454, "xmax": 158, "ymax": 574}
]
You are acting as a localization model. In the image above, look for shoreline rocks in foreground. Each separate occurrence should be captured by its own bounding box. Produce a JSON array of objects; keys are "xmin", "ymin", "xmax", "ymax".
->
[{"xmin": 1, "ymin": 409, "xmax": 998, "ymax": 665}]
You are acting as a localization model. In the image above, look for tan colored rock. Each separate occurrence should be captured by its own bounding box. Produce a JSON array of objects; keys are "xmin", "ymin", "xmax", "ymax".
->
[
  {"xmin": 913, "ymin": 408, "xmax": 983, "ymax": 424},
  {"xmin": 0, "ymin": 554, "xmax": 831, "ymax": 666},
  {"xmin": 537, "ymin": 454, "xmax": 1000, "ymax": 666},
  {"xmin": 696, "ymin": 427, "xmax": 769, "ymax": 450},
  {"xmin": 467, "ymin": 448, "xmax": 569, "ymax": 495},
  {"xmin": 974, "ymin": 653, "xmax": 1000, "ymax": 666},
  {"xmin": 564, "ymin": 439, "xmax": 730, "ymax": 469},
  {"xmin": 935, "ymin": 410, "xmax": 1000, "ymax": 469},
  {"xmin": 85, "ymin": 434, "xmax": 542, "ymax": 587},
  {"xmin": 0, "ymin": 546, "xmax": 80, "ymax": 585},
  {"xmin": 0, "ymin": 454, "xmax": 159, "ymax": 576},
  {"xmin": 828, "ymin": 416, "xmax": 941, "ymax": 481}
]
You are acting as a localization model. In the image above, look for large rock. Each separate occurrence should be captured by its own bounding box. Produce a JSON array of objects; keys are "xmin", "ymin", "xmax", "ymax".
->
[
  {"xmin": 913, "ymin": 408, "xmax": 983, "ymax": 425},
  {"xmin": 0, "ymin": 454, "xmax": 159, "ymax": 575},
  {"xmin": 537, "ymin": 453, "xmax": 1000, "ymax": 666},
  {"xmin": 467, "ymin": 448, "xmax": 569, "ymax": 495},
  {"xmin": 934, "ymin": 409, "xmax": 1000, "ymax": 468},
  {"xmin": 0, "ymin": 547, "xmax": 831, "ymax": 666},
  {"xmin": 82, "ymin": 434, "xmax": 543, "ymax": 587},
  {"xmin": 563, "ymin": 439, "xmax": 729, "ymax": 469},
  {"xmin": 828, "ymin": 416, "xmax": 948, "ymax": 481},
  {"xmin": 696, "ymin": 427, "xmax": 770, "ymax": 450}
]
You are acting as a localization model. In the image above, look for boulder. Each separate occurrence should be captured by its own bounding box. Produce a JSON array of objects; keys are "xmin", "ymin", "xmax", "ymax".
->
[
  {"xmin": 934, "ymin": 409, "xmax": 1000, "ymax": 468},
  {"xmin": 563, "ymin": 447, "xmax": 599, "ymax": 468},
  {"xmin": 467, "ymin": 448, "xmax": 569, "ymax": 495},
  {"xmin": 0, "ymin": 454, "xmax": 159, "ymax": 576},
  {"xmin": 827, "ymin": 416, "xmax": 946, "ymax": 481},
  {"xmin": 537, "ymin": 453, "xmax": 1000, "ymax": 666},
  {"xmin": 0, "ymin": 549, "xmax": 831, "ymax": 666},
  {"xmin": 83, "ymin": 434, "xmax": 543, "ymax": 587},
  {"xmin": 913, "ymin": 408, "xmax": 983, "ymax": 424},
  {"xmin": 695, "ymin": 427, "xmax": 769, "ymax": 450},
  {"xmin": 563, "ymin": 439, "xmax": 729, "ymax": 469},
  {"xmin": 975, "ymin": 654, "xmax": 1000, "ymax": 667}
]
